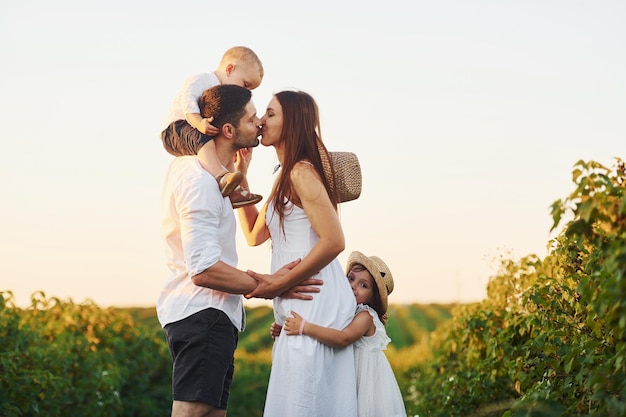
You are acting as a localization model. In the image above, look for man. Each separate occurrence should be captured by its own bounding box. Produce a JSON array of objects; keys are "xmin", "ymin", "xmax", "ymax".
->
[{"xmin": 157, "ymin": 84, "xmax": 318, "ymax": 417}]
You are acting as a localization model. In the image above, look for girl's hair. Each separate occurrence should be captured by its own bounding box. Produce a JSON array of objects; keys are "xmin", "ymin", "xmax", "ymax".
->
[
  {"xmin": 368, "ymin": 279, "xmax": 387, "ymax": 325},
  {"xmin": 270, "ymin": 90, "xmax": 339, "ymax": 229}
]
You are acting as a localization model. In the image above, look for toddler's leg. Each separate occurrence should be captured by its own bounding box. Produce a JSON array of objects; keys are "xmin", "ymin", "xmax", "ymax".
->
[
  {"xmin": 228, "ymin": 187, "xmax": 263, "ymax": 208},
  {"xmin": 216, "ymin": 171, "xmax": 243, "ymax": 198}
]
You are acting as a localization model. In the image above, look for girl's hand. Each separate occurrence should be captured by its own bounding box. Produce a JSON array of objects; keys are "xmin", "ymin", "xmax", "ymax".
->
[
  {"xmin": 270, "ymin": 322, "xmax": 282, "ymax": 339},
  {"xmin": 283, "ymin": 311, "xmax": 304, "ymax": 336}
]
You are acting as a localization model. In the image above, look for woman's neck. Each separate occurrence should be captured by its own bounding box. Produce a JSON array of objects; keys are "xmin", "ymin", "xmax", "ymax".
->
[{"xmin": 275, "ymin": 145, "xmax": 285, "ymax": 165}]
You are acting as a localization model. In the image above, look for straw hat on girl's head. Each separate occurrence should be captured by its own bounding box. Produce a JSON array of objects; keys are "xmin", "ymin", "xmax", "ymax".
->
[{"xmin": 346, "ymin": 251, "xmax": 394, "ymax": 314}]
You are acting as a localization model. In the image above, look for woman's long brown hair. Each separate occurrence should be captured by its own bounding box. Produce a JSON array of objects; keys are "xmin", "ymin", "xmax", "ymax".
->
[{"xmin": 270, "ymin": 90, "xmax": 339, "ymax": 231}]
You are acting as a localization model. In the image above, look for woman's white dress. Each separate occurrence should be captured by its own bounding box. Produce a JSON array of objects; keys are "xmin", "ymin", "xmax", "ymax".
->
[
  {"xmin": 263, "ymin": 201, "xmax": 358, "ymax": 417},
  {"xmin": 354, "ymin": 304, "xmax": 407, "ymax": 417}
]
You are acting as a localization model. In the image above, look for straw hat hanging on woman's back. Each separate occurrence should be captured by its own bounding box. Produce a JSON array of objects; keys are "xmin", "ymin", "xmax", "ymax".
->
[{"xmin": 318, "ymin": 144, "xmax": 362, "ymax": 203}]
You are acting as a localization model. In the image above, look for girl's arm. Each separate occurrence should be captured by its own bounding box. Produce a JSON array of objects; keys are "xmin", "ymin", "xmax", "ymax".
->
[
  {"xmin": 283, "ymin": 310, "xmax": 373, "ymax": 349},
  {"xmin": 246, "ymin": 162, "xmax": 344, "ymax": 298}
]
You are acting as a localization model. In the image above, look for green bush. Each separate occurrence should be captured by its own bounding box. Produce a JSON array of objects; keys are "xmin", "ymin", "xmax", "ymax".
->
[
  {"xmin": 0, "ymin": 292, "xmax": 171, "ymax": 417},
  {"xmin": 406, "ymin": 159, "xmax": 626, "ymax": 417}
]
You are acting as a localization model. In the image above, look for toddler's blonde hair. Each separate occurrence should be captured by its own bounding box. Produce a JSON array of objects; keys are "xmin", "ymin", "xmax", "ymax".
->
[{"xmin": 219, "ymin": 46, "xmax": 264, "ymax": 78}]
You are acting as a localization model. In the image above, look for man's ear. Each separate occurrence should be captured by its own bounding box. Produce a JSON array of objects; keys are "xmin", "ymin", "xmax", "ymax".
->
[{"xmin": 222, "ymin": 123, "xmax": 234, "ymax": 139}]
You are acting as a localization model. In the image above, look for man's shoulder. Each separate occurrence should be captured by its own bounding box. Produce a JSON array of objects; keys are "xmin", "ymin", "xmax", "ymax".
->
[
  {"xmin": 167, "ymin": 157, "xmax": 215, "ymax": 189},
  {"xmin": 168, "ymin": 155, "xmax": 200, "ymax": 172}
]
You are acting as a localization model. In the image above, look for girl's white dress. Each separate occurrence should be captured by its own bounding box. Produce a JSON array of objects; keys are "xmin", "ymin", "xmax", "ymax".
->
[
  {"xmin": 263, "ymin": 201, "xmax": 358, "ymax": 417},
  {"xmin": 355, "ymin": 304, "xmax": 407, "ymax": 417}
]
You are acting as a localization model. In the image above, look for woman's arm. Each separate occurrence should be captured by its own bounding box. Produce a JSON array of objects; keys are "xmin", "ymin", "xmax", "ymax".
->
[
  {"xmin": 294, "ymin": 161, "xmax": 345, "ymax": 261},
  {"xmin": 284, "ymin": 310, "xmax": 373, "ymax": 348},
  {"xmin": 238, "ymin": 202, "xmax": 271, "ymax": 246},
  {"xmin": 235, "ymin": 148, "xmax": 271, "ymax": 246}
]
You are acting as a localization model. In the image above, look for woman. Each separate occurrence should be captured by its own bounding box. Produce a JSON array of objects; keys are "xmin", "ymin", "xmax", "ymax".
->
[{"xmin": 238, "ymin": 90, "xmax": 358, "ymax": 416}]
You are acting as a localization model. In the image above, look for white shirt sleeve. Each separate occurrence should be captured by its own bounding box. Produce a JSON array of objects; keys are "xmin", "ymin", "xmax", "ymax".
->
[{"xmin": 175, "ymin": 173, "xmax": 223, "ymax": 276}]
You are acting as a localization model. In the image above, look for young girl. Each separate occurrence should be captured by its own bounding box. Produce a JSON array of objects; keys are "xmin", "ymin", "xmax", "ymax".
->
[{"xmin": 276, "ymin": 251, "xmax": 407, "ymax": 417}]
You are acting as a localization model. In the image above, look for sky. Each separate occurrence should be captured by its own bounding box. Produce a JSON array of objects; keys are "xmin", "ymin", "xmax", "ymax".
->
[{"xmin": 1, "ymin": 0, "xmax": 624, "ymax": 309}]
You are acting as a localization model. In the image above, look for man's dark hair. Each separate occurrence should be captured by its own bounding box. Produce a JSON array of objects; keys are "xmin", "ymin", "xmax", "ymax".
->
[{"xmin": 199, "ymin": 84, "xmax": 252, "ymax": 131}]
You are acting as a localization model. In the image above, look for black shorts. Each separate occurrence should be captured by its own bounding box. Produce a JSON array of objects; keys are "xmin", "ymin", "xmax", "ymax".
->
[
  {"xmin": 161, "ymin": 119, "xmax": 213, "ymax": 157},
  {"xmin": 164, "ymin": 308, "xmax": 239, "ymax": 408}
]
